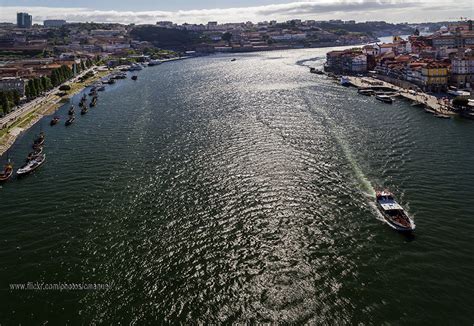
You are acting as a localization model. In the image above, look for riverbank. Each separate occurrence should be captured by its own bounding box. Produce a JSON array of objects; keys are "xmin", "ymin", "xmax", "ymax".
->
[
  {"xmin": 0, "ymin": 69, "xmax": 114, "ymax": 157},
  {"xmin": 159, "ymin": 56, "xmax": 191, "ymax": 63},
  {"xmin": 341, "ymin": 75, "xmax": 455, "ymax": 116}
]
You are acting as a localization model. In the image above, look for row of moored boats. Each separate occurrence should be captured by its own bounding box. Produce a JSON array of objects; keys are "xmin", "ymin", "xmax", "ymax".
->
[
  {"xmin": 0, "ymin": 131, "xmax": 46, "ymax": 180},
  {"xmin": 357, "ymin": 88, "xmax": 396, "ymax": 104},
  {"xmin": 50, "ymin": 89, "xmax": 99, "ymax": 127},
  {"xmin": 0, "ymin": 72, "xmax": 118, "ymax": 181},
  {"xmin": 1, "ymin": 68, "xmax": 142, "ymax": 181}
]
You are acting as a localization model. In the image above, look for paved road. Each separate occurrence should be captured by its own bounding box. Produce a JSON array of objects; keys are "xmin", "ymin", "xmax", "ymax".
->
[{"xmin": 348, "ymin": 76, "xmax": 453, "ymax": 114}]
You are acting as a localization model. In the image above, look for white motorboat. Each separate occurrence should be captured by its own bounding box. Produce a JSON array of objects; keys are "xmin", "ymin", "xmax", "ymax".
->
[
  {"xmin": 375, "ymin": 94, "xmax": 393, "ymax": 103},
  {"xmin": 148, "ymin": 59, "xmax": 162, "ymax": 66},
  {"xmin": 129, "ymin": 64, "xmax": 143, "ymax": 71},
  {"xmin": 17, "ymin": 154, "xmax": 46, "ymax": 176},
  {"xmin": 376, "ymin": 190, "xmax": 415, "ymax": 232}
]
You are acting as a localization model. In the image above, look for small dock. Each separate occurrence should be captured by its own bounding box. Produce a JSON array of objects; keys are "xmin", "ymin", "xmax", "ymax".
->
[{"xmin": 347, "ymin": 76, "xmax": 455, "ymax": 116}]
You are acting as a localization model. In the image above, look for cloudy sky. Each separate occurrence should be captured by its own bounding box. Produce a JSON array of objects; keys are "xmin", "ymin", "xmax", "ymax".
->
[{"xmin": 0, "ymin": 0, "xmax": 471, "ymax": 24}]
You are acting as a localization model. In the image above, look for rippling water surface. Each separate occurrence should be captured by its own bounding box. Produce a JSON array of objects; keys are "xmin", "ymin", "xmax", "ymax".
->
[{"xmin": 0, "ymin": 49, "xmax": 473, "ymax": 324}]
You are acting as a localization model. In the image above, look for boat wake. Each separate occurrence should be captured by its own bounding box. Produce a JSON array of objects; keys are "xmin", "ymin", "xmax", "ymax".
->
[
  {"xmin": 311, "ymin": 97, "xmax": 375, "ymax": 197},
  {"xmin": 330, "ymin": 132, "xmax": 388, "ymax": 224},
  {"xmin": 334, "ymin": 130, "xmax": 376, "ymax": 198},
  {"xmin": 295, "ymin": 56, "xmax": 324, "ymax": 68}
]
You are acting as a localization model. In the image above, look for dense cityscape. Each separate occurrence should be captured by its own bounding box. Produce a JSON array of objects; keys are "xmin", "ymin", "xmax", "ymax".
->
[
  {"xmin": 325, "ymin": 21, "xmax": 474, "ymax": 92},
  {"xmin": 1, "ymin": 14, "xmax": 473, "ymax": 144}
]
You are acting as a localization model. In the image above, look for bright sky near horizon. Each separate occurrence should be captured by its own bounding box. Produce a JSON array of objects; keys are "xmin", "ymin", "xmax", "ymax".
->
[{"xmin": 0, "ymin": 0, "xmax": 472, "ymax": 24}]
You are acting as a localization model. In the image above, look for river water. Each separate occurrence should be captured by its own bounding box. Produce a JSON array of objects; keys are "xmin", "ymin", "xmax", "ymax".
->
[{"xmin": 0, "ymin": 48, "xmax": 473, "ymax": 324}]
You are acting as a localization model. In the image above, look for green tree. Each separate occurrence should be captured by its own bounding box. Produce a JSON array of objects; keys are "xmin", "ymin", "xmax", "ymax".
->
[
  {"xmin": 55, "ymin": 70, "xmax": 62, "ymax": 85},
  {"xmin": 25, "ymin": 84, "xmax": 31, "ymax": 99},
  {"xmin": 12, "ymin": 90, "xmax": 20, "ymax": 106},
  {"xmin": 41, "ymin": 76, "xmax": 48, "ymax": 91},
  {"xmin": 44, "ymin": 76, "xmax": 52, "ymax": 89},
  {"xmin": 58, "ymin": 67, "xmax": 65, "ymax": 82},
  {"xmin": 1, "ymin": 93, "xmax": 10, "ymax": 114},
  {"xmin": 222, "ymin": 32, "xmax": 232, "ymax": 46},
  {"xmin": 61, "ymin": 65, "xmax": 72, "ymax": 79},
  {"xmin": 28, "ymin": 79, "xmax": 37, "ymax": 98},
  {"xmin": 51, "ymin": 70, "xmax": 58, "ymax": 86},
  {"xmin": 453, "ymin": 96, "xmax": 469, "ymax": 108},
  {"xmin": 34, "ymin": 78, "xmax": 42, "ymax": 94},
  {"xmin": 27, "ymin": 80, "xmax": 34, "ymax": 97}
]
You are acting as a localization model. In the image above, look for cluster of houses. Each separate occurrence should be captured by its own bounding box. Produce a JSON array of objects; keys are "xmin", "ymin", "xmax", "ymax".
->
[
  {"xmin": 0, "ymin": 15, "xmax": 410, "ymax": 98},
  {"xmin": 0, "ymin": 57, "xmax": 87, "ymax": 96},
  {"xmin": 325, "ymin": 22, "xmax": 474, "ymax": 92},
  {"xmin": 0, "ymin": 18, "xmax": 156, "ymax": 97},
  {"xmin": 158, "ymin": 19, "xmax": 379, "ymax": 52}
]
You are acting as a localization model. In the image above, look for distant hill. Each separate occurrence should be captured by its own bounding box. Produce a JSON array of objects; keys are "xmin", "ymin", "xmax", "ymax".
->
[
  {"xmin": 130, "ymin": 26, "xmax": 201, "ymax": 50},
  {"xmin": 315, "ymin": 21, "xmax": 414, "ymax": 37}
]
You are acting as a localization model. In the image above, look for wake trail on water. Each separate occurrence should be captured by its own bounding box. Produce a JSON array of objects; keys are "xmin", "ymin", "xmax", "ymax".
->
[
  {"xmin": 334, "ymin": 132, "xmax": 376, "ymax": 198},
  {"xmin": 303, "ymin": 88, "xmax": 390, "ymax": 223},
  {"xmin": 325, "ymin": 116, "xmax": 386, "ymax": 222},
  {"xmin": 303, "ymin": 92, "xmax": 376, "ymax": 199},
  {"xmin": 295, "ymin": 56, "xmax": 324, "ymax": 67}
]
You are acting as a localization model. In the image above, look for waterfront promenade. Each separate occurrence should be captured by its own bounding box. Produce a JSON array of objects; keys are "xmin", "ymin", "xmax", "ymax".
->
[
  {"xmin": 347, "ymin": 76, "xmax": 454, "ymax": 115},
  {"xmin": 0, "ymin": 67, "xmax": 96, "ymax": 129},
  {"xmin": 0, "ymin": 67, "xmax": 110, "ymax": 156},
  {"xmin": 0, "ymin": 57, "xmax": 190, "ymax": 158}
]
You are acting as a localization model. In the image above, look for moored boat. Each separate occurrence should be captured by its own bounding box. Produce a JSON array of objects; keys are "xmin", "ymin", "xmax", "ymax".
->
[
  {"xmin": 90, "ymin": 96, "xmax": 97, "ymax": 107},
  {"xmin": 375, "ymin": 94, "xmax": 393, "ymax": 103},
  {"xmin": 424, "ymin": 107, "xmax": 436, "ymax": 114},
  {"xmin": 68, "ymin": 105, "xmax": 75, "ymax": 115},
  {"xmin": 50, "ymin": 116, "xmax": 60, "ymax": 126},
  {"xmin": 358, "ymin": 88, "xmax": 374, "ymax": 96},
  {"xmin": 434, "ymin": 113, "xmax": 451, "ymax": 119},
  {"xmin": 98, "ymin": 86, "xmax": 105, "ymax": 91},
  {"xmin": 33, "ymin": 131, "xmax": 45, "ymax": 147},
  {"xmin": 447, "ymin": 86, "xmax": 470, "ymax": 97},
  {"xmin": 376, "ymin": 190, "xmax": 415, "ymax": 232},
  {"xmin": 17, "ymin": 154, "xmax": 46, "ymax": 176},
  {"xmin": 148, "ymin": 59, "xmax": 162, "ymax": 66},
  {"xmin": 65, "ymin": 115, "xmax": 75, "ymax": 126},
  {"xmin": 81, "ymin": 107, "xmax": 88, "ymax": 115},
  {"xmin": 27, "ymin": 146, "xmax": 43, "ymax": 161},
  {"xmin": 0, "ymin": 160, "xmax": 13, "ymax": 182},
  {"xmin": 131, "ymin": 75, "xmax": 138, "ymax": 80},
  {"xmin": 411, "ymin": 101, "xmax": 424, "ymax": 107},
  {"xmin": 129, "ymin": 63, "xmax": 143, "ymax": 71}
]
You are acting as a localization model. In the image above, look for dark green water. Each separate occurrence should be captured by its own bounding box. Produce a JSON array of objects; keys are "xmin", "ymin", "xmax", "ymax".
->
[{"xmin": 0, "ymin": 49, "xmax": 473, "ymax": 324}]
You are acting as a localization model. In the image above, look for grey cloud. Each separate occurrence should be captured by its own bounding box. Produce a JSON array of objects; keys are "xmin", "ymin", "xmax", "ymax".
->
[
  {"xmin": 0, "ymin": 1, "xmax": 470, "ymax": 24},
  {"xmin": 256, "ymin": 1, "xmax": 421, "ymax": 16}
]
